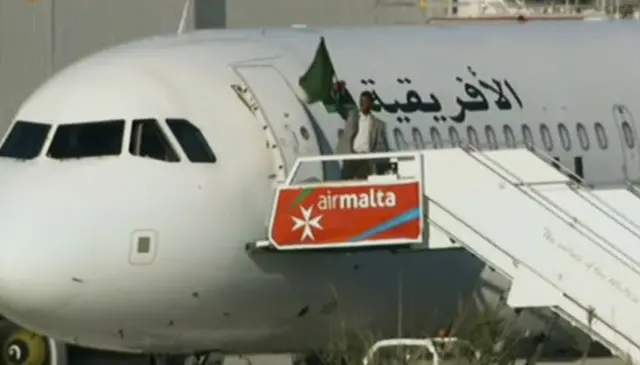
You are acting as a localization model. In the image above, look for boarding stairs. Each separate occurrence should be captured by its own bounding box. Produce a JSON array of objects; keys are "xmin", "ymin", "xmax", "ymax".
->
[{"xmin": 250, "ymin": 146, "xmax": 640, "ymax": 365}]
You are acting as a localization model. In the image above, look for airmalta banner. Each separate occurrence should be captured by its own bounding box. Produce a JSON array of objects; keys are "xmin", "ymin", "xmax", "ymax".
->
[{"xmin": 269, "ymin": 181, "xmax": 422, "ymax": 249}]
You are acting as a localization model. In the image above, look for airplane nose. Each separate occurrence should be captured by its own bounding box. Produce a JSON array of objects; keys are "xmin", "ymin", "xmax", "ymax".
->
[
  {"xmin": 0, "ymin": 238, "xmax": 81, "ymax": 316},
  {"xmin": 0, "ymin": 163, "xmax": 94, "ymax": 317}
]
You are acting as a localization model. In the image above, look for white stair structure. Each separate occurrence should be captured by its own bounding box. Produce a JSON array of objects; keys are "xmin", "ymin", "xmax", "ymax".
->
[
  {"xmin": 421, "ymin": 147, "xmax": 640, "ymax": 364},
  {"xmin": 253, "ymin": 146, "xmax": 640, "ymax": 364}
]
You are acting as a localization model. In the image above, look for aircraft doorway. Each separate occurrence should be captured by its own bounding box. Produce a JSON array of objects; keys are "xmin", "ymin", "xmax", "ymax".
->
[
  {"xmin": 233, "ymin": 65, "xmax": 322, "ymax": 183},
  {"xmin": 612, "ymin": 104, "xmax": 640, "ymax": 182}
]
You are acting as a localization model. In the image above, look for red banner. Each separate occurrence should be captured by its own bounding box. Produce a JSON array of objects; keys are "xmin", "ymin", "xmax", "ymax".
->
[{"xmin": 269, "ymin": 181, "xmax": 422, "ymax": 249}]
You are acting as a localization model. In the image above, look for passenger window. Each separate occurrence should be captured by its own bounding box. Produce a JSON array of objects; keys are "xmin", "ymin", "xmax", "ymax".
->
[
  {"xmin": 48, "ymin": 120, "xmax": 124, "ymax": 160},
  {"xmin": 411, "ymin": 127, "xmax": 425, "ymax": 149},
  {"xmin": 485, "ymin": 125, "xmax": 497, "ymax": 150},
  {"xmin": 430, "ymin": 127, "xmax": 442, "ymax": 149},
  {"xmin": 540, "ymin": 124, "xmax": 553, "ymax": 151},
  {"xmin": 594, "ymin": 122, "xmax": 608, "ymax": 150},
  {"xmin": 0, "ymin": 121, "xmax": 51, "ymax": 160},
  {"xmin": 129, "ymin": 119, "xmax": 179, "ymax": 162},
  {"xmin": 621, "ymin": 121, "xmax": 635, "ymax": 149},
  {"xmin": 466, "ymin": 126, "xmax": 479, "ymax": 147},
  {"xmin": 448, "ymin": 127, "xmax": 461, "ymax": 147},
  {"xmin": 393, "ymin": 128, "xmax": 409, "ymax": 150},
  {"xmin": 576, "ymin": 123, "xmax": 590, "ymax": 150},
  {"xmin": 558, "ymin": 123, "xmax": 571, "ymax": 151},
  {"xmin": 503, "ymin": 125, "xmax": 516, "ymax": 148},
  {"xmin": 522, "ymin": 124, "xmax": 534, "ymax": 148},
  {"xmin": 166, "ymin": 119, "xmax": 216, "ymax": 163}
]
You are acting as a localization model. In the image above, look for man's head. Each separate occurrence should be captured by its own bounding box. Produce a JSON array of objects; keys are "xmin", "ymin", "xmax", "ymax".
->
[{"xmin": 359, "ymin": 91, "xmax": 373, "ymax": 114}]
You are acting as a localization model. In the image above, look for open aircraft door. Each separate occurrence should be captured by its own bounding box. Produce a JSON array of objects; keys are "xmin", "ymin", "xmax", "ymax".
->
[
  {"xmin": 613, "ymin": 104, "xmax": 640, "ymax": 182},
  {"xmin": 233, "ymin": 65, "xmax": 323, "ymax": 184}
]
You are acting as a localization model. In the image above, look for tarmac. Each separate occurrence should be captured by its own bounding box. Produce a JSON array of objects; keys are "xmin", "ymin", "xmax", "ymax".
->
[{"xmin": 222, "ymin": 354, "xmax": 629, "ymax": 365}]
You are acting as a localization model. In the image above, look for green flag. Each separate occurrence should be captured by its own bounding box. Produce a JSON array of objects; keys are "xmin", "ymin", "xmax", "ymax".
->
[{"xmin": 298, "ymin": 36, "xmax": 336, "ymax": 104}]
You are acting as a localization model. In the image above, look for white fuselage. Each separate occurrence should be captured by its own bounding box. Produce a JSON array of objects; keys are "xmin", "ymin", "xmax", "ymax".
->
[{"xmin": 0, "ymin": 22, "xmax": 637, "ymax": 355}]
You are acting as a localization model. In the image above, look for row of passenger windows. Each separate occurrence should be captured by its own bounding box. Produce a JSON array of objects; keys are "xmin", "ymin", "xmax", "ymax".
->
[
  {"xmin": 0, "ymin": 118, "xmax": 216, "ymax": 163},
  {"xmin": 383, "ymin": 121, "xmax": 637, "ymax": 152}
]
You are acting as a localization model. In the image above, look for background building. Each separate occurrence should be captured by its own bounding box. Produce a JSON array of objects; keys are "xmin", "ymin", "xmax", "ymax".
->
[
  {"xmin": 0, "ymin": 0, "xmax": 186, "ymax": 130},
  {"xmin": 0, "ymin": 0, "xmax": 437, "ymax": 130},
  {"xmin": 0, "ymin": 0, "xmax": 618, "ymax": 132}
]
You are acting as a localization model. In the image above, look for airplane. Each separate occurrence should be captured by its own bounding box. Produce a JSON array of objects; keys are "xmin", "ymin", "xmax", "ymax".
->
[{"xmin": 0, "ymin": 19, "xmax": 635, "ymax": 365}]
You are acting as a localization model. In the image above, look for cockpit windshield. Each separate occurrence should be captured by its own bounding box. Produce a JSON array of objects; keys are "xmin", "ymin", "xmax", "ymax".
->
[
  {"xmin": 0, "ymin": 118, "xmax": 216, "ymax": 163},
  {"xmin": 47, "ymin": 120, "xmax": 124, "ymax": 160},
  {"xmin": 166, "ymin": 119, "xmax": 216, "ymax": 163},
  {"xmin": 0, "ymin": 121, "xmax": 52, "ymax": 160},
  {"xmin": 129, "ymin": 119, "xmax": 179, "ymax": 162}
]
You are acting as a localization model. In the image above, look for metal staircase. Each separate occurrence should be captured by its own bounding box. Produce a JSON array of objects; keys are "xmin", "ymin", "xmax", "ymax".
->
[
  {"xmin": 460, "ymin": 145, "xmax": 640, "ymax": 272},
  {"xmin": 251, "ymin": 147, "xmax": 640, "ymax": 364},
  {"xmin": 422, "ymin": 147, "xmax": 640, "ymax": 364}
]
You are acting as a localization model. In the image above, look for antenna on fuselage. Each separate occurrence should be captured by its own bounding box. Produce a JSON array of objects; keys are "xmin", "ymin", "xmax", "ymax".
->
[{"xmin": 177, "ymin": 0, "xmax": 192, "ymax": 35}]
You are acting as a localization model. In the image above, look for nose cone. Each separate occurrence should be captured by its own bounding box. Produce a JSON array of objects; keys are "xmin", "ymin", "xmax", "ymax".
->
[
  {"xmin": 0, "ymin": 244, "xmax": 80, "ymax": 316},
  {"xmin": 0, "ymin": 163, "xmax": 94, "ymax": 318}
]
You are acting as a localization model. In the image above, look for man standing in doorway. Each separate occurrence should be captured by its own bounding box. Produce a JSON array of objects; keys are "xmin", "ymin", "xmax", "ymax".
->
[{"xmin": 336, "ymin": 90, "xmax": 390, "ymax": 179}]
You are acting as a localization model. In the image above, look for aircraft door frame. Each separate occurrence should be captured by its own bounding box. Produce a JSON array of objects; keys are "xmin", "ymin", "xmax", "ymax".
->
[
  {"xmin": 612, "ymin": 104, "xmax": 640, "ymax": 182},
  {"xmin": 233, "ymin": 64, "xmax": 322, "ymax": 184}
]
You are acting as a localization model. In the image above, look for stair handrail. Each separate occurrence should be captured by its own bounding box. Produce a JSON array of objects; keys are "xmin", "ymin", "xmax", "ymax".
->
[
  {"xmin": 626, "ymin": 180, "xmax": 640, "ymax": 197},
  {"xmin": 285, "ymin": 151, "xmax": 422, "ymax": 185},
  {"xmin": 461, "ymin": 144, "xmax": 640, "ymax": 276},
  {"xmin": 523, "ymin": 145, "xmax": 640, "ymax": 236},
  {"xmin": 480, "ymin": 144, "xmax": 640, "ymax": 256},
  {"xmin": 426, "ymin": 196, "xmax": 638, "ymax": 360}
]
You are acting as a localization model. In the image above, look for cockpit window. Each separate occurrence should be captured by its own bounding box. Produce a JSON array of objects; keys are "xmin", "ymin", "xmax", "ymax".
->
[
  {"xmin": 0, "ymin": 121, "xmax": 51, "ymax": 160},
  {"xmin": 129, "ymin": 119, "xmax": 179, "ymax": 162},
  {"xmin": 47, "ymin": 120, "xmax": 124, "ymax": 160},
  {"xmin": 166, "ymin": 118, "xmax": 216, "ymax": 163}
]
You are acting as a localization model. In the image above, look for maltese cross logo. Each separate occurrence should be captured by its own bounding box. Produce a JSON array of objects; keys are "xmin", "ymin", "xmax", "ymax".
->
[{"xmin": 291, "ymin": 205, "xmax": 324, "ymax": 241}]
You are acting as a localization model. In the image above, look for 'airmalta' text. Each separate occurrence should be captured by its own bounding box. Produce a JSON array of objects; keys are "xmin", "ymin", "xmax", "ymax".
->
[{"xmin": 317, "ymin": 188, "xmax": 397, "ymax": 210}]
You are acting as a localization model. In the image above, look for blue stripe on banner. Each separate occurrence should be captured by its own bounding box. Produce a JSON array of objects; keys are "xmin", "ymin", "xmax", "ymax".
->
[{"xmin": 349, "ymin": 207, "xmax": 421, "ymax": 242}]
